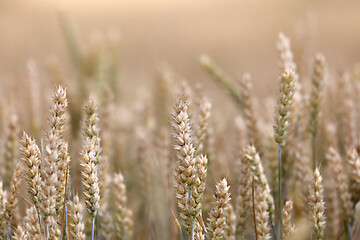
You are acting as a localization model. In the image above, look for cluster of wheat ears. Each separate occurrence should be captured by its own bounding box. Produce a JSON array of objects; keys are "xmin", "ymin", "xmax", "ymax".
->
[{"xmin": 0, "ymin": 25, "xmax": 360, "ymax": 240}]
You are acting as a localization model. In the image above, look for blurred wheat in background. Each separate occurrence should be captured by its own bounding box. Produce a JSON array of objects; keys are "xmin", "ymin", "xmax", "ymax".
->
[{"xmin": 0, "ymin": 0, "xmax": 360, "ymax": 239}]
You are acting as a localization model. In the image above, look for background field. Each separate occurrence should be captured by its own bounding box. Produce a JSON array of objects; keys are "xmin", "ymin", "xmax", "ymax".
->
[{"xmin": 1, "ymin": 0, "xmax": 359, "ymax": 107}]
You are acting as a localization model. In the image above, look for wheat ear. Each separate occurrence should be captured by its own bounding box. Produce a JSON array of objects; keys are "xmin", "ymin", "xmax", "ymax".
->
[
  {"xmin": 309, "ymin": 168, "xmax": 326, "ymax": 240},
  {"xmin": 190, "ymin": 154, "xmax": 208, "ymax": 219},
  {"xmin": 345, "ymin": 147, "xmax": 360, "ymax": 204},
  {"xmin": 200, "ymin": 55, "xmax": 243, "ymax": 110},
  {"xmin": 282, "ymin": 200, "xmax": 295, "ymax": 240},
  {"xmin": 195, "ymin": 98, "xmax": 211, "ymax": 154},
  {"xmin": 68, "ymin": 195, "xmax": 86, "ymax": 240},
  {"xmin": 254, "ymin": 183, "xmax": 271, "ymax": 240},
  {"xmin": 20, "ymin": 132, "xmax": 42, "ymax": 219},
  {"xmin": 113, "ymin": 172, "xmax": 132, "ymax": 239},
  {"xmin": 41, "ymin": 86, "xmax": 68, "ymax": 239},
  {"xmin": 235, "ymin": 141, "xmax": 252, "ymax": 237},
  {"xmin": 224, "ymin": 203, "xmax": 236, "ymax": 240},
  {"xmin": 0, "ymin": 182, "xmax": 7, "ymax": 239},
  {"xmin": 3, "ymin": 113, "xmax": 20, "ymax": 188},
  {"xmin": 239, "ymin": 73, "xmax": 262, "ymax": 152},
  {"xmin": 326, "ymin": 147, "xmax": 353, "ymax": 239},
  {"xmin": 24, "ymin": 206, "xmax": 42, "ymax": 239},
  {"xmin": 171, "ymin": 96, "xmax": 197, "ymax": 235},
  {"xmin": 80, "ymin": 133, "xmax": 100, "ymax": 240},
  {"xmin": 4, "ymin": 161, "xmax": 22, "ymax": 237},
  {"xmin": 309, "ymin": 54, "xmax": 325, "ymax": 170},
  {"xmin": 244, "ymin": 146, "xmax": 275, "ymax": 227},
  {"xmin": 207, "ymin": 178, "xmax": 231, "ymax": 240},
  {"xmin": 13, "ymin": 226, "xmax": 27, "ymax": 240}
]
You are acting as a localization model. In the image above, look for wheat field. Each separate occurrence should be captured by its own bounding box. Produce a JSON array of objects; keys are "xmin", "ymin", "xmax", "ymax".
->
[{"xmin": 0, "ymin": 1, "xmax": 360, "ymax": 240}]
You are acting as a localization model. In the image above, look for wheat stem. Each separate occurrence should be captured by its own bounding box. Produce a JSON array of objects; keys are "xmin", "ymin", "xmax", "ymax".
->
[
  {"xmin": 92, "ymin": 214, "xmax": 96, "ymax": 240},
  {"xmin": 278, "ymin": 144, "xmax": 283, "ymax": 240}
]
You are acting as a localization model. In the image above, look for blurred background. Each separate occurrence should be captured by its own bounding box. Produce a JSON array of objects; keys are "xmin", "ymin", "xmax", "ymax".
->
[
  {"xmin": 0, "ymin": 0, "xmax": 359, "ymax": 148},
  {"xmin": 1, "ymin": 0, "xmax": 360, "ymax": 101}
]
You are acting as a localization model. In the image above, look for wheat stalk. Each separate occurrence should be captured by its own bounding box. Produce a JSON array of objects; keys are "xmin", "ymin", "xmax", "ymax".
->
[{"xmin": 309, "ymin": 54, "xmax": 325, "ymax": 170}]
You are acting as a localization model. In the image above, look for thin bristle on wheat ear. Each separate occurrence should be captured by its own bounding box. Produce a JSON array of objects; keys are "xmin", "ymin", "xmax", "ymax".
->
[
  {"xmin": 309, "ymin": 168, "xmax": 326, "ymax": 240},
  {"xmin": 171, "ymin": 96, "xmax": 197, "ymax": 235},
  {"xmin": 207, "ymin": 178, "xmax": 231, "ymax": 240}
]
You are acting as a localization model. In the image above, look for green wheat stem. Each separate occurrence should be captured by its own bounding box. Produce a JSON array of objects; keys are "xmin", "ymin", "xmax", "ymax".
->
[{"xmin": 278, "ymin": 143, "xmax": 283, "ymax": 240}]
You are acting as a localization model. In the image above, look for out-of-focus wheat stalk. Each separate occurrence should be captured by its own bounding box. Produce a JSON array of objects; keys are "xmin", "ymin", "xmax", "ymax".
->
[
  {"xmin": 224, "ymin": 203, "xmax": 236, "ymax": 240},
  {"xmin": 345, "ymin": 147, "xmax": 360, "ymax": 204},
  {"xmin": 239, "ymin": 73, "xmax": 262, "ymax": 153},
  {"xmin": 326, "ymin": 147, "xmax": 353, "ymax": 239},
  {"xmin": 113, "ymin": 172, "xmax": 132, "ymax": 239},
  {"xmin": 200, "ymin": 55, "xmax": 243, "ymax": 110},
  {"xmin": 309, "ymin": 54, "xmax": 325, "ymax": 170},
  {"xmin": 3, "ymin": 113, "xmax": 20, "ymax": 188},
  {"xmin": 4, "ymin": 161, "xmax": 22, "ymax": 238},
  {"xmin": 195, "ymin": 98, "xmax": 211, "ymax": 154},
  {"xmin": 235, "ymin": 143, "xmax": 252, "ymax": 238},
  {"xmin": 0, "ymin": 182, "xmax": 7, "ymax": 239}
]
